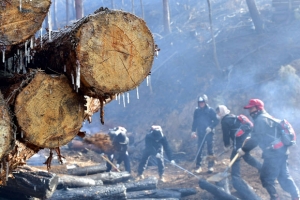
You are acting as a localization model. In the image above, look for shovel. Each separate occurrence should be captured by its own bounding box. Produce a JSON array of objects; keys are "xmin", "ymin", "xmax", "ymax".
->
[
  {"xmin": 207, "ymin": 153, "xmax": 239, "ymax": 183},
  {"xmin": 207, "ymin": 137, "xmax": 250, "ymax": 182}
]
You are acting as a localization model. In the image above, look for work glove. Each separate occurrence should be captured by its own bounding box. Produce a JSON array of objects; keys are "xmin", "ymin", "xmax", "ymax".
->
[
  {"xmin": 156, "ymin": 153, "xmax": 162, "ymax": 159},
  {"xmin": 237, "ymin": 148, "xmax": 245, "ymax": 157},
  {"xmin": 110, "ymin": 154, "xmax": 114, "ymax": 159},
  {"xmin": 206, "ymin": 127, "xmax": 212, "ymax": 134},
  {"xmin": 170, "ymin": 160, "xmax": 176, "ymax": 165},
  {"xmin": 116, "ymin": 164, "xmax": 120, "ymax": 169},
  {"xmin": 191, "ymin": 132, "xmax": 197, "ymax": 139}
]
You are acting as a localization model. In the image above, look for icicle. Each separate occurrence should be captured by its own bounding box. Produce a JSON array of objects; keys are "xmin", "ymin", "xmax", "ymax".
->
[
  {"xmin": 64, "ymin": 65, "xmax": 66, "ymax": 72},
  {"xmin": 19, "ymin": 51, "xmax": 23, "ymax": 72},
  {"xmin": 71, "ymin": 73, "xmax": 74, "ymax": 85},
  {"xmin": 6, "ymin": 162, "xmax": 9, "ymax": 181},
  {"xmin": 48, "ymin": 10, "xmax": 52, "ymax": 42},
  {"xmin": 146, "ymin": 76, "xmax": 149, "ymax": 86},
  {"xmin": 19, "ymin": 0, "xmax": 22, "ymax": 11},
  {"xmin": 17, "ymin": 49, "xmax": 20, "ymax": 55},
  {"xmin": 14, "ymin": 131, "xmax": 16, "ymax": 140},
  {"xmin": 2, "ymin": 50, "xmax": 4, "ymax": 63},
  {"xmin": 25, "ymin": 40, "xmax": 28, "ymax": 64},
  {"xmin": 40, "ymin": 28, "xmax": 43, "ymax": 48},
  {"xmin": 30, "ymin": 37, "xmax": 34, "ymax": 49},
  {"xmin": 76, "ymin": 60, "xmax": 80, "ymax": 88},
  {"xmin": 136, "ymin": 86, "xmax": 139, "ymax": 99},
  {"xmin": 127, "ymin": 92, "xmax": 130, "ymax": 104},
  {"xmin": 115, "ymin": 94, "xmax": 118, "ymax": 101},
  {"xmin": 118, "ymin": 94, "xmax": 121, "ymax": 104},
  {"xmin": 21, "ymin": 131, "xmax": 23, "ymax": 138},
  {"xmin": 148, "ymin": 75, "xmax": 152, "ymax": 87},
  {"xmin": 122, "ymin": 93, "xmax": 126, "ymax": 107}
]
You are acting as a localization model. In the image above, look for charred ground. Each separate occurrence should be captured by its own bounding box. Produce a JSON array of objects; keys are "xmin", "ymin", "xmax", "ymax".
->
[{"xmin": 43, "ymin": 0, "xmax": 300, "ymax": 199}]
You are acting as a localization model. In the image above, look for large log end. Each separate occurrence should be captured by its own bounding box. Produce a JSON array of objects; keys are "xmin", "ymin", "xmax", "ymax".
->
[
  {"xmin": 14, "ymin": 72, "xmax": 85, "ymax": 148},
  {"xmin": 0, "ymin": 0, "xmax": 51, "ymax": 45},
  {"xmin": 76, "ymin": 10, "xmax": 155, "ymax": 95}
]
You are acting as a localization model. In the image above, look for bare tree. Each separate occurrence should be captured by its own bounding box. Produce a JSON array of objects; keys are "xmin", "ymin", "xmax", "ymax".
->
[
  {"xmin": 75, "ymin": 0, "xmax": 83, "ymax": 20},
  {"xmin": 163, "ymin": 0, "xmax": 171, "ymax": 34},
  {"xmin": 66, "ymin": 0, "xmax": 69, "ymax": 25},
  {"xmin": 111, "ymin": 0, "xmax": 115, "ymax": 9},
  {"xmin": 246, "ymin": 0, "xmax": 264, "ymax": 33},
  {"xmin": 131, "ymin": 0, "xmax": 135, "ymax": 14},
  {"xmin": 140, "ymin": 0, "xmax": 144, "ymax": 19},
  {"xmin": 53, "ymin": 0, "xmax": 58, "ymax": 29}
]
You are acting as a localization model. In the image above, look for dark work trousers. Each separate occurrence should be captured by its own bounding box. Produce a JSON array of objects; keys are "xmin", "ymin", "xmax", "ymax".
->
[
  {"xmin": 231, "ymin": 139, "xmax": 262, "ymax": 178},
  {"xmin": 260, "ymin": 154, "xmax": 299, "ymax": 200},
  {"xmin": 106, "ymin": 153, "xmax": 131, "ymax": 173},
  {"xmin": 231, "ymin": 145, "xmax": 263, "ymax": 200},
  {"xmin": 138, "ymin": 150, "xmax": 164, "ymax": 177},
  {"xmin": 196, "ymin": 132, "xmax": 214, "ymax": 168}
]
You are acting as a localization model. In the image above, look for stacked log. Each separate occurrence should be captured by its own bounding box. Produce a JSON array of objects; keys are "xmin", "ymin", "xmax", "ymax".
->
[
  {"xmin": 0, "ymin": 0, "xmax": 51, "ymax": 46},
  {"xmin": 0, "ymin": 5, "xmax": 156, "ymax": 188},
  {"xmin": 0, "ymin": 165, "xmax": 58, "ymax": 199}
]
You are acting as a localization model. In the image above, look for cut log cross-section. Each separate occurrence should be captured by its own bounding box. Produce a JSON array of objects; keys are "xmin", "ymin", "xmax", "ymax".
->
[
  {"xmin": 0, "ymin": 0, "xmax": 51, "ymax": 46},
  {"xmin": 14, "ymin": 72, "xmax": 85, "ymax": 148},
  {"xmin": 32, "ymin": 9, "xmax": 155, "ymax": 98}
]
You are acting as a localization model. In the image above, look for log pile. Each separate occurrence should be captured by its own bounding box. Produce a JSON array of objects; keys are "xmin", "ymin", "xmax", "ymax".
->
[
  {"xmin": 0, "ymin": 3, "xmax": 156, "ymax": 186},
  {"xmin": 0, "ymin": 164, "xmax": 197, "ymax": 199}
]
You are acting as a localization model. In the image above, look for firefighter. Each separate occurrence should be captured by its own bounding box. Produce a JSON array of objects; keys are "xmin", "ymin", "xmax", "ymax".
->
[
  {"xmin": 106, "ymin": 126, "xmax": 131, "ymax": 173},
  {"xmin": 136, "ymin": 125, "xmax": 175, "ymax": 182},
  {"xmin": 240, "ymin": 99, "xmax": 299, "ymax": 200},
  {"xmin": 216, "ymin": 105, "xmax": 262, "ymax": 200},
  {"xmin": 191, "ymin": 94, "xmax": 219, "ymax": 173}
]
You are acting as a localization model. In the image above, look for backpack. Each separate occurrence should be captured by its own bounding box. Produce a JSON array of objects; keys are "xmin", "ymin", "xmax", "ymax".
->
[
  {"xmin": 234, "ymin": 114, "xmax": 253, "ymax": 137},
  {"xmin": 267, "ymin": 116, "xmax": 297, "ymax": 149}
]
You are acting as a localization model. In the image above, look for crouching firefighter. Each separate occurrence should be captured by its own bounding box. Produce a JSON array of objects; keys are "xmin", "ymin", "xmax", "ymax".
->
[
  {"xmin": 106, "ymin": 126, "xmax": 131, "ymax": 173},
  {"xmin": 136, "ymin": 125, "xmax": 175, "ymax": 182},
  {"xmin": 216, "ymin": 105, "xmax": 262, "ymax": 200},
  {"xmin": 241, "ymin": 99, "xmax": 299, "ymax": 200}
]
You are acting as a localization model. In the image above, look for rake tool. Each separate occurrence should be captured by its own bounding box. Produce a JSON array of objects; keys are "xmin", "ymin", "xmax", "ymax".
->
[
  {"xmin": 100, "ymin": 153, "xmax": 120, "ymax": 172},
  {"xmin": 189, "ymin": 132, "xmax": 208, "ymax": 169}
]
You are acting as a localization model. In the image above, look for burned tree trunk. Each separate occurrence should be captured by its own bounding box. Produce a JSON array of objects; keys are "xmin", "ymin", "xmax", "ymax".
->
[
  {"xmin": 0, "ymin": 165, "xmax": 58, "ymax": 199},
  {"xmin": 57, "ymin": 174, "xmax": 103, "ymax": 189},
  {"xmin": 31, "ymin": 9, "xmax": 155, "ymax": 98},
  {"xmin": 14, "ymin": 72, "xmax": 85, "ymax": 148},
  {"xmin": 85, "ymin": 171, "xmax": 131, "ymax": 184},
  {"xmin": 126, "ymin": 189, "xmax": 181, "ymax": 199},
  {"xmin": 67, "ymin": 164, "xmax": 107, "ymax": 176},
  {"xmin": 50, "ymin": 184, "xmax": 127, "ymax": 200},
  {"xmin": 123, "ymin": 177, "xmax": 157, "ymax": 192},
  {"xmin": 0, "ymin": 0, "xmax": 51, "ymax": 46}
]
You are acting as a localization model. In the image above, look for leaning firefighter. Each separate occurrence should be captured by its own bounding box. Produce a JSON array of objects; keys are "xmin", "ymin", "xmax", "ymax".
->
[
  {"xmin": 216, "ymin": 105, "xmax": 262, "ymax": 200},
  {"xmin": 191, "ymin": 94, "xmax": 219, "ymax": 173},
  {"xmin": 105, "ymin": 126, "xmax": 131, "ymax": 173},
  {"xmin": 136, "ymin": 125, "xmax": 175, "ymax": 182},
  {"xmin": 240, "ymin": 99, "xmax": 299, "ymax": 200}
]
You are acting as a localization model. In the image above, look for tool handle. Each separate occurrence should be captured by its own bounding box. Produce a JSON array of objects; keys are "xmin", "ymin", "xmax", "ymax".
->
[
  {"xmin": 228, "ymin": 153, "xmax": 239, "ymax": 168},
  {"xmin": 101, "ymin": 154, "xmax": 121, "ymax": 172}
]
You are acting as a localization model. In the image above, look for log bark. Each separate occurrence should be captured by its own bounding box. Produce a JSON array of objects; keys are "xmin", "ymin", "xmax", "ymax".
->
[
  {"xmin": 164, "ymin": 188, "xmax": 197, "ymax": 197},
  {"xmin": 199, "ymin": 179, "xmax": 240, "ymax": 200},
  {"xmin": 123, "ymin": 176, "xmax": 157, "ymax": 192},
  {"xmin": 0, "ymin": 140, "xmax": 40, "ymax": 185},
  {"xmin": 0, "ymin": 0, "xmax": 51, "ymax": 46},
  {"xmin": 126, "ymin": 189, "xmax": 181, "ymax": 199},
  {"xmin": 85, "ymin": 171, "xmax": 131, "ymax": 184},
  {"xmin": 57, "ymin": 174, "xmax": 103, "ymax": 189},
  {"xmin": 49, "ymin": 184, "xmax": 127, "ymax": 200},
  {"xmin": 67, "ymin": 164, "xmax": 107, "ymax": 176},
  {"xmin": 14, "ymin": 72, "xmax": 85, "ymax": 148},
  {"xmin": 0, "ymin": 165, "xmax": 58, "ymax": 199},
  {"xmin": 0, "ymin": 91, "xmax": 13, "ymax": 161},
  {"xmin": 31, "ymin": 9, "xmax": 155, "ymax": 98}
]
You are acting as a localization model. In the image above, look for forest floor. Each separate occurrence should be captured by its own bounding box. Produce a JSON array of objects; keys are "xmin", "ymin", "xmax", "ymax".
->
[{"xmin": 33, "ymin": 139, "xmax": 300, "ymax": 200}]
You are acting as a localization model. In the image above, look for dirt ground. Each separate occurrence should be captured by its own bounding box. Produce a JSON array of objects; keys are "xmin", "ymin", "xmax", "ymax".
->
[{"xmin": 33, "ymin": 140, "xmax": 300, "ymax": 200}]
